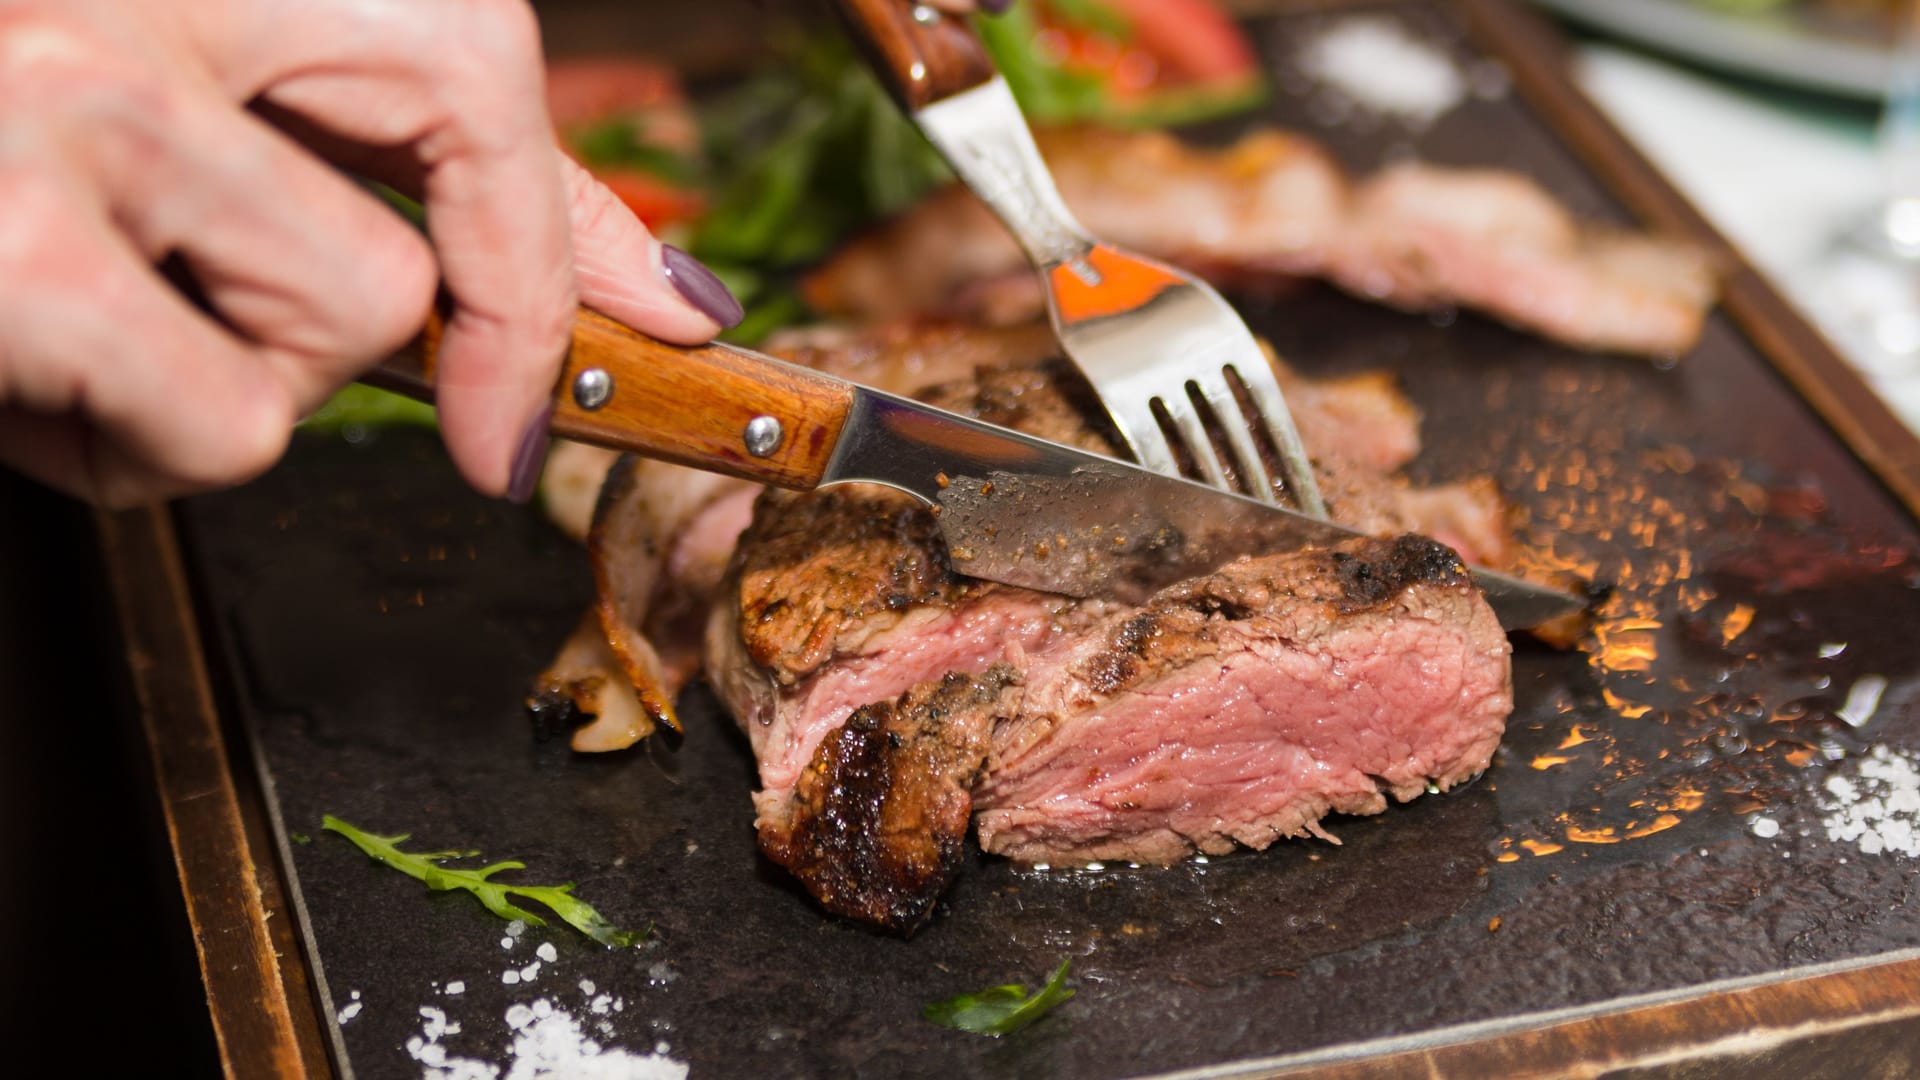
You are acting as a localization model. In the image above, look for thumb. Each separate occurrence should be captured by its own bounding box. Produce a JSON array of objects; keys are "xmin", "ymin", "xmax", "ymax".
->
[{"xmin": 560, "ymin": 153, "xmax": 740, "ymax": 343}]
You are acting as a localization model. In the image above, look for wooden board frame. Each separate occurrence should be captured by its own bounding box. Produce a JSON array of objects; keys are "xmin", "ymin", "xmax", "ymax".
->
[{"xmin": 105, "ymin": 2, "xmax": 1920, "ymax": 1075}]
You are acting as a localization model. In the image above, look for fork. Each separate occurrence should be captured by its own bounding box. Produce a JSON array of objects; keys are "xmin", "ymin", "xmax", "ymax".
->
[{"xmin": 830, "ymin": 0, "xmax": 1327, "ymax": 518}]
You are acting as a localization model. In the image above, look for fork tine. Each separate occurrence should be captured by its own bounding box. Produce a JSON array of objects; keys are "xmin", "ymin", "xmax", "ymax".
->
[
  {"xmin": 1192, "ymin": 373, "xmax": 1281, "ymax": 506},
  {"xmin": 1116, "ymin": 402, "xmax": 1183, "ymax": 477},
  {"xmin": 1161, "ymin": 396, "xmax": 1232, "ymax": 491},
  {"xmin": 1230, "ymin": 364, "xmax": 1328, "ymax": 520}
]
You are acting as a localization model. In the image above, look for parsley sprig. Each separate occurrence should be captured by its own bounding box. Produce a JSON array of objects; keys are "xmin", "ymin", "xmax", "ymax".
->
[{"xmin": 322, "ymin": 816, "xmax": 643, "ymax": 948}]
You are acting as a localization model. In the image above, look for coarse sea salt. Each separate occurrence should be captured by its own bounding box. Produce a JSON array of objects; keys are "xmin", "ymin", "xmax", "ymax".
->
[
  {"xmin": 1819, "ymin": 744, "xmax": 1920, "ymax": 857},
  {"xmin": 405, "ymin": 991, "xmax": 685, "ymax": 1080},
  {"xmin": 1297, "ymin": 17, "xmax": 1466, "ymax": 128}
]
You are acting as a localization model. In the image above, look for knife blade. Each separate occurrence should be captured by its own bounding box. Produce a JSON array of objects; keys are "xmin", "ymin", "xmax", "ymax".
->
[{"xmin": 370, "ymin": 308, "xmax": 1583, "ymax": 630}]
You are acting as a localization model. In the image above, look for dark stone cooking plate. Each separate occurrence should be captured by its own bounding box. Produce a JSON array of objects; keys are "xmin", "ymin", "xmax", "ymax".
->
[{"xmin": 176, "ymin": 3, "xmax": 1920, "ymax": 1076}]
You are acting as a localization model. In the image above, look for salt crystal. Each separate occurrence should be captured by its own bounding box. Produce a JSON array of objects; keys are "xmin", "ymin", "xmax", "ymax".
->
[
  {"xmin": 536, "ymin": 942, "xmax": 558, "ymax": 963},
  {"xmin": 1818, "ymin": 743, "xmax": 1920, "ymax": 857},
  {"xmin": 1297, "ymin": 16, "xmax": 1466, "ymax": 129},
  {"xmin": 1750, "ymin": 817, "xmax": 1781, "ymax": 839},
  {"xmin": 520, "ymin": 961, "xmax": 541, "ymax": 982},
  {"xmin": 337, "ymin": 1001, "xmax": 363, "ymax": 1024},
  {"xmin": 501, "ymin": 937, "xmax": 515, "ymax": 951},
  {"xmin": 506, "ymin": 920, "xmax": 527, "ymax": 939},
  {"xmin": 505, "ymin": 1004, "xmax": 536, "ymax": 1031},
  {"xmin": 1837, "ymin": 675, "xmax": 1889, "ymax": 728},
  {"xmin": 447, "ymin": 981, "xmax": 466, "ymax": 996},
  {"xmin": 502, "ymin": 970, "xmax": 521, "ymax": 986},
  {"xmin": 579, "ymin": 980, "xmax": 596, "ymax": 997},
  {"xmin": 420, "ymin": 1006, "xmax": 460, "ymax": 1040}
]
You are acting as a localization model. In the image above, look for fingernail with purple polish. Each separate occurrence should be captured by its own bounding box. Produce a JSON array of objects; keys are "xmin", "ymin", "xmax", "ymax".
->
[
  {"xmin": 662, "ymin": 245, "xmax": 744, "ymax": 329},
  {"xmin": 980, "ymin": 0, "xmax": 1014, "ymax": 14},
  {"xmin": 507, "ymin": 403, "xmax": 554, "ymax": 505}
]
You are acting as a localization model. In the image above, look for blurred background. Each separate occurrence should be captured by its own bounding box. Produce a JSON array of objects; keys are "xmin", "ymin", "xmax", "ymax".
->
[{"xmin": 1, "ymin": 0, "xmax": 1910, "ymax": 1072}]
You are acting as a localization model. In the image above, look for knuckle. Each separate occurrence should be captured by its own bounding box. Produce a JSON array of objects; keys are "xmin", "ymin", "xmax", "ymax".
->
[
  {"xmin": 352, "ymin": 223, "xmax": 438, "ymax": 355},
  {"xmin": 0, "ymin": 11, "xmax": 160, "ymax": 119},
  {"xmin": 210, "ymin": 388, "xmax": 296, "ymax": 487},
  {"xmin": 451, "ymin": 0, "xmax": 543, "ymax": 76},
  {"xmin": 0, "ymin": 167, "xmax": 78, "ymax": 280},
  {"xmin": 563, "ymin": 157, "xmax": 629, "ymax": 251}
]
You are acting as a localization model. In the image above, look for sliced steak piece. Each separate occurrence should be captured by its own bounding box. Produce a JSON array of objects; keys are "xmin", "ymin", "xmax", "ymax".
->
[
  {"xmin": 975, "ymin": 534, "xmax": 1511, "ymax": 865},
  {"xmin": 705, "ymin": 357, "xmax": 1520, "ymax": 925},
  {"xmin": 760, "ymin": 668, "xmax": 1022, "ymax": 933}
]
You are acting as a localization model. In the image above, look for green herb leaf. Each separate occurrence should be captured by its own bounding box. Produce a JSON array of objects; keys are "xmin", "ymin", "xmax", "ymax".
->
[
  {"xmin": 568, "ymin": 117, "xmax": 699, "ymax": 186},
  {"xmin": 974, "ymin": 4, "xmax": 1265, "ymax": 128},
  {"xmin": 322, "ymin": 816, "xmax": 645, "ymax": 948},
  {"xmin": 298, "ymin": 384, "xmax": 438, "ymax": 434},
  {"xmin": 923, "ymin": 958, "xmax": 1075, "ymax": 1036}
]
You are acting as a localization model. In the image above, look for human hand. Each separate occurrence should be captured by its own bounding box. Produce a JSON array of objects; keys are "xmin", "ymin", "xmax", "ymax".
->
[{"xmin": 0, "ymin": 0, "xmax": 742, "ymax": 508}]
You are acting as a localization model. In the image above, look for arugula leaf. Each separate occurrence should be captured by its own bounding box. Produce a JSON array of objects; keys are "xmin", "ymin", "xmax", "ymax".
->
[
  {"xmin": 923, "ymin": 958, "xmax": 1076, "ymax": 1036},
  {"xmin": 299, "ymin": 384, "xmax": 437, "ymax": 433},
  {"xmin": 691, "ymin": 35, "xmax": 949, "ymax": 273},
  {"xmin": 322, "ymin": 816, "xmax": 644, "ymax": 948}
]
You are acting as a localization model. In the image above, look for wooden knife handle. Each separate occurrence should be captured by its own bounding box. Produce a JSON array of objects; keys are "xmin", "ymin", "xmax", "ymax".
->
[
  {"xmin": 829, "ymin": 0, "xmax": 996, "ymax": 112},
  {"xmin": 368, "ymin": 309, "xmax": 855, "ymax": 490}
]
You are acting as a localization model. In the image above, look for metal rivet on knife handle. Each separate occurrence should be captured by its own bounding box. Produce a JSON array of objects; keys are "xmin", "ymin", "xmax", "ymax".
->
[
  {"xmin": 573, "ymin": 368, "xmax": 613, "ymax": 411},
  {"xmin": 744, "ymin": 415, "xmax": 785, "ymax": 458}
]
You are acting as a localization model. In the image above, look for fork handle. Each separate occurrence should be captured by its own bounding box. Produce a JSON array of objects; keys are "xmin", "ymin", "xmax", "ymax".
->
[{"xmin": 829, "ymin": 0, "xmax": 996, "ymax": 111}]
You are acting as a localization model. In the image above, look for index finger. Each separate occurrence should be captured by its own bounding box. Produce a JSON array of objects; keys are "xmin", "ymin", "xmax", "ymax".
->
[{"xmin": 219, "ymin": 0, "xmax": 575, "ymax": 499}]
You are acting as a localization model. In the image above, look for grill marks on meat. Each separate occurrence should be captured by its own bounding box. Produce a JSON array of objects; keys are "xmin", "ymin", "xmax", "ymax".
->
[
  {"xmin": 761, "ymin": 669, "xmax": 1021, "ymax": 932},
  {"xmin": 803, "ymin": 125, "xmax": 1718, "ymax": 358},
  {"xmin": 974, "ymin": 535, "xmax": 1510, "ymax": 866},
  {"xmin": 702, "ymin": 356, "xmax": 1519, "ymax": 926}
]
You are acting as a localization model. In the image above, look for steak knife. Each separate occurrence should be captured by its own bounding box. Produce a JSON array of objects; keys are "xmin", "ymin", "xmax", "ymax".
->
[{"xmin": 369, "ymin": 309, "xmax": 1583, "ymax": 630}]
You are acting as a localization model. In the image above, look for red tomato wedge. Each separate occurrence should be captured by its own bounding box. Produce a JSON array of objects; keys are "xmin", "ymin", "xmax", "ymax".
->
[
  {"xmin": 1091, "ymin": 0, "xmax": 1261, "ymax": 86},
  {"xmin": 546, "ymin": 57, "xmax": 704, "ymax": 229}
]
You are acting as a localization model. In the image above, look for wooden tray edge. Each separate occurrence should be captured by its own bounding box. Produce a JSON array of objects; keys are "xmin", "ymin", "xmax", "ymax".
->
[
  {"xmin": 97, "ymin": 504, "xmax": 333, "ymax": 1079},
  {"xmin": 118, "ymin": 3, "xmax": 1920, "ymax": 1075},
  {"xmin": 1242, "ymin": 950, "xmax": 1920, "ymax": 1077}
]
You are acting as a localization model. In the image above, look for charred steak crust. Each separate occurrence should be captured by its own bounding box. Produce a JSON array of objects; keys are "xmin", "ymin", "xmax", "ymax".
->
[
  {"xmin": 733, "ymin": 486, "xmax": 970, "ymax": 683},
  {"xmin": 760, "ymin": 668, "xmax": 1022, "ymax": 933},
  {"xmin": 1074, "ymin": 535, "xmax": 1471, "ymax": 701},
  {"xmin": 1329, "ymin": 534, "xmax": 1470, "ymax": 610}
]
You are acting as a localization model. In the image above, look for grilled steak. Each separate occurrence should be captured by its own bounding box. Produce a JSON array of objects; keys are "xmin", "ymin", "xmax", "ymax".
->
[{"xmin": 706, "ymin": 359, "xmax": 1515, "ymax": 931}]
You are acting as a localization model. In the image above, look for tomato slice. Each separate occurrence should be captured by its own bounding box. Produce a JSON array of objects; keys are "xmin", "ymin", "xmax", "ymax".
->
[
  {"xmin": 546, "ymin": 58, "xmax": 687, "ymax": 133},
  {"xmin": 1027, "ymin": 0, "xmax": 1263, "ymax": 121},
  {"xmin": 1092, "ymin": 0, "xmax": 1260, "ymax": 86},
  {"xmin": 594, "ymin": 169, "xmax": 706, "ymax": 231}
]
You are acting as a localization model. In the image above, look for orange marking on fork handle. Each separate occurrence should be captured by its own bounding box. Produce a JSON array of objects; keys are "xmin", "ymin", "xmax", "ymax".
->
[{"xmin": 1050, "ymin": 245, "xmax": 1184, "ymax": 323}]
